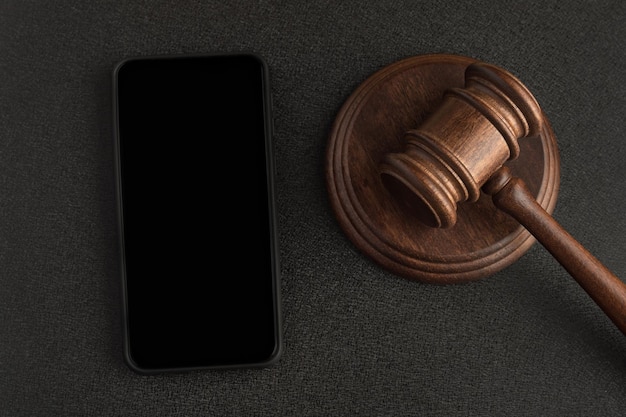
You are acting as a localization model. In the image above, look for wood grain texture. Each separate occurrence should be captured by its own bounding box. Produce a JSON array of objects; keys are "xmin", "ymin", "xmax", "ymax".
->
[
  {"xmin": 380, "ymin": 61, "xmax": 547, "ymax": 228},
  {"xmin": 484, "ymin": 167, "xmax": 626, "ymax": 335},
  {"xmin": 325, "ymin": 54, "xmax": 560, "ymax": 283}
]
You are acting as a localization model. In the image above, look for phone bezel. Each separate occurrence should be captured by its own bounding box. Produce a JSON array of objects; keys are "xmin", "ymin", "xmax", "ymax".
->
[{"xmin": 112, "ymin": 52, "xmax": 282, "ymax": 374}]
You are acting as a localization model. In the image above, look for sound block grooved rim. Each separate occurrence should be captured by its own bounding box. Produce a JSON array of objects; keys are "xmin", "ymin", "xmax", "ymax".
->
[{"xmin": 326, "ymin": 54, "xmax": 560, "ymax": 284}]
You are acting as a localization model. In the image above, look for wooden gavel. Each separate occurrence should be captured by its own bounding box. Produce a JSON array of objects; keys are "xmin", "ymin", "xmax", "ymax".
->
[{"xmin": 378, "ymin": 62, "xmax": 626, "ymax": 336}]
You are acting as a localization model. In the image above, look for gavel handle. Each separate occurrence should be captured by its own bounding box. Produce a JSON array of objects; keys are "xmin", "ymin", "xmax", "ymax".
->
[{"xmin": 484, "ymin": 167, "xmax": 626, "ymax": 336}]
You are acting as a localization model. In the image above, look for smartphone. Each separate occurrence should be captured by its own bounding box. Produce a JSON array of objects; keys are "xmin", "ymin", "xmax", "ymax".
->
[{"xmin": 112, "ymin": 53, "xmax": 281, "ymax": 373}]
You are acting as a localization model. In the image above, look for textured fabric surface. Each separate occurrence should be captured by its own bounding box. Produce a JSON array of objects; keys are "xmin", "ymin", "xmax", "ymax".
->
[{"xmin": 1, "ymin": 1, "xmax": 626, "ymax": 415}]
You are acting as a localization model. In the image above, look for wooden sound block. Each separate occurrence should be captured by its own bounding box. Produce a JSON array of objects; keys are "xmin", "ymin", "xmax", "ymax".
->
[{"xmin": 326, "ymin": 54, "xmax": 560, "ymax": 283}]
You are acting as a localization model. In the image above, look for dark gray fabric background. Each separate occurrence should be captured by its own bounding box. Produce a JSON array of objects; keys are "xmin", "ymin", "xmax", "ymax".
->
[{"xmin": 1, "ymin": 1, "xmax": 625, "ymax": 415}]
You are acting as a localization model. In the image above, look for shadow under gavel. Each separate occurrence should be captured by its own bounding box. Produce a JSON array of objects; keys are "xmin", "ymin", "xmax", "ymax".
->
[{"xmin": 379, "ymin": 62, "xmax": 626, "ymax": 336}]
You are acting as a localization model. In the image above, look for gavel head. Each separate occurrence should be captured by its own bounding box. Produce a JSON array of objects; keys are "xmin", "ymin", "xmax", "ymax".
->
[{"xmin": 379, "ymin": 63, "xmax": 545, "ymax": 228}]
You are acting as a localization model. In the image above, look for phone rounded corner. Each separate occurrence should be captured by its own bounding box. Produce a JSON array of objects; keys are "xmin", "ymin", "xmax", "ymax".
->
[
  {"xmin": 265, "ymin": 342, "xmax": 284, "ymax": 367},
  {"xmin": 112, "ymin": 57, "xmax": 135, "ymax": 79},
  {"xmin": 241, "ymin": 52, "xmax": 270, "ymax": 81},
  {"xmin": 255, "ymin": 329, "xmax": 284, "ymax": 369},
  {"xmin": 123, "ymin": 348, "xmax": 157, "ymax": 376},
  {"xmin": 240, "ymin": 51, "xmax": 267, "ymax": 65},
  {"xmin": 124, "ymin": 344, "xmax": 164, "ymax": 376}
]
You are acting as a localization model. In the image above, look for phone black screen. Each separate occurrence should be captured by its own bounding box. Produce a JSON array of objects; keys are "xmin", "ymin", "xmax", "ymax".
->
[{"xmin": 113, "ymin": 54, "xmax": 280, "ymax": 372}]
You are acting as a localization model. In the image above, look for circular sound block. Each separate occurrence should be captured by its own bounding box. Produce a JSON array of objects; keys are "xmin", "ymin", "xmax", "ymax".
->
[{"xmin": 326, "ymin": 54, "xmax": 560, "ymax": 284}]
